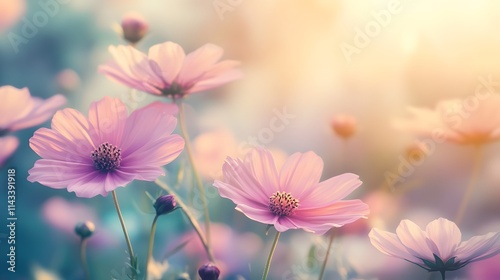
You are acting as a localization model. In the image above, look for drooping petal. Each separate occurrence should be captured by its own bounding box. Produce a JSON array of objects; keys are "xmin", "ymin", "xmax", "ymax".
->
[
  {"xmin": 425, "ymin": 218, "xmax": 462, "ymax": 261},
  {"xmin": 279, "ymin": 151, "xmax": 323, "ymax": 199},
  {"xmin": 302, "ymin": 173, "xmax": 362, "ymax": 208},
  {"xmin": 148, "ymin": 41, "xmax": 186, "ymax": 85},
  {"xmin": 395, "ymin": 220, "xmax": 435, "ymax": 261},
  {"xmin": 186, "ymin": 60, "xmax": 242, "ymax": 94},
  {"xmin": 456, "ymin": 232, "xmax": 500, "ymax": 263},
  {"xmin": 98, "ymin": 61, "xmax": 162, "ymax": 94},
  {"xmin": 0, "ymin": 136, "xmax": 19, "ymax": 166},
  {"xmin": 8, "ymin": 94, "xmax": 66, "ymax": 131},
  {"xmin": 87, "ymin": 97, "xmax": 127, "ymax": 146},
  {"xmin": 369, "ymin": 228, "xmax": 422, "ymax": 264}
]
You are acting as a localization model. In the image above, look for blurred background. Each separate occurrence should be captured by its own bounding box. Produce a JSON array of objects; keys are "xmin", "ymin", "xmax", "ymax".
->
[{"xmin": 1, "ymin": 0, "xmax": 500, "ymax": 279}]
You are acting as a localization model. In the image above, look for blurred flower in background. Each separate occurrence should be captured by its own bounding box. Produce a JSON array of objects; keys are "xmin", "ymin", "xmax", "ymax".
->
[
  {"xmin": 0, "ymin": 136, "xmax": 19, "ymax": 166},
  {"xmin": 0, "ymin": 0, "xmax": 25, "ymax": 33}
]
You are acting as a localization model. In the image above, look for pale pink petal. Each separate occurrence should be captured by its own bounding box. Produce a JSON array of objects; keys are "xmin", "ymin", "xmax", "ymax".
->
[
  {"xmin": 148, "ymin": 41, "xmax": 186, "ymax": 85},
  {"xmin": 425, "ymin": 218, "xmax": 461, "ymax": 261},
  {"xmin": 0, "ymin": 136, "xmax": 18, "ymax": 166},
  {"xmin": 235, "ymin": 203, "xmax": 278, "ymax": 225},
  {"xmin": 118, "ymin": 165, "xmax": 164, "ymax": 181},
  {"xmin": 186, "ymin": 61, "xmax": 242, "ymax": 94},
  {"xmin": 279, "ymin": 151, "xmax": 323, "ymax": 199},
  {"xmin": 28, "ymin": 159, "xmax": 95, "ymax": 189},
  {"xmin": 99, "ymin": 62, "xmax": 162, "ymax": 95},
  {"xmin": 50, "ymin": 108, "xmax": 96, "ymax": 150},
  {"xmin": 120, "ymin": 101, "xmax": 179, "ymax": 153},
  {"xmin": 8, "ymin": 94, "xmax": 66, "ymax": 131},
  {"xmin": 292, "ymin": 200, "xmax": 369, "ymax": 234},
  {"xmin": 369, "ymin": 228, "xmax": 421, "ymax": 264},
  {"xmin": 215, "ymin": 157, "xmax": 272, "ymax": 203},
  {"xmin": 87, "ymin": 97, "xmax": 127, "ymax": 146},
  {"xmin": 396, "ymin": 220, "xmax": 435, "ymax": 261},
  {"xmin": 122, "ymin": 134, "xmax": 184, "ymax": 168},
  {"xmin": 30, "ymin": 128, "xmax": 91, "ymax": 162},
  {"xmin": 176, "ymin": 43, "xmax": 224, "ymax": 88},
  {"xmin": 302, "ymin": 173, "xmax": 362, "ymax": 208},
  {"xmin": 0, "ymin": 86, "xmax": 33, "ymax": 128},
  {"xmin": 244, "ymin": 148, "xmax": 279, "ymax": 192},
  {"xmin": 456, "ymin": 232, "xmax": 500, "ymax": 263}
]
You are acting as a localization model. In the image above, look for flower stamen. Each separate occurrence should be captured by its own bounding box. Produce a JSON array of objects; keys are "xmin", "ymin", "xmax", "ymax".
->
[
  {"xmin": 91, "ymin": 142, "xmax": 122, "ymax": 171},
  {"xmin": 269, "ymin": 191, "xmax": 299, "ymax": 217}
]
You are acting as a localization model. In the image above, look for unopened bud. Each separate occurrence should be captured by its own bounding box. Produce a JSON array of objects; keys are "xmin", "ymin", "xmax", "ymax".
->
[
  {"xmin": 153, "ymin": 194, "xmax": 176, "ymax": 216},
  {"xmin": 75, "ymin": 221, "xmax": 95, "ymax": 239},
  {"xmin": 198, "ymin": 263, "xmax": 220, "ymax": 280},
  {"xmin": 121, "ymin": 12, "xmax": 149, "ymax": 44},
  {"xmin": 331, "ymin": 114, "xmax": 357, "ymax": 139}
]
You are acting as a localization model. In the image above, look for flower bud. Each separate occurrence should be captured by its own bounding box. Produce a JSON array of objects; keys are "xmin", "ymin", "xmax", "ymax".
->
[
  {"xmin": 153, "ymin": 194, "xmax": 176, "ymax": 216},
  {"xmin": 74, "ymin": 221, "xmax": 95, "ymax": 239},
  {"xmin": 176, "ymin": 272, "xmax": 190, "ymax": 280},
  {"xmin": 331, "ymin": 114, "xmax": 357, "ymax": 139},
  {"xmin": 198, "ymin": 263, "xmax": 220, "ymax": 280},
  {"xmin": 121, "ymin": 12, "xmax": 149, "ymax": 44}
]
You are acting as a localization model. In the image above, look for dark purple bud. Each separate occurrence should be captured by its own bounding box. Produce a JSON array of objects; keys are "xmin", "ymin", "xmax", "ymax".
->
[
  {"xmin": 198, "ymin": 263, "xmax": 220, "ymax": 280},
  {"xmin": 75, "ymin": 221, "xmax": 95, "ymax": 239},
  {"xmin": 153, "ymin": 194, "xmax": 176, "ymax": 216},
  {"xmin": 121, "ymin": 12, "xmax": 149, "ymax": 44}
]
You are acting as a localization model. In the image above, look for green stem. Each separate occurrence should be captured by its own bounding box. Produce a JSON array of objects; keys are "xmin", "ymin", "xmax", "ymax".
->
[
  {"xmin": 112, "ymin": 190, "xmax": 137, "ymax": 279},
  {"xmin": 155, "ymin": 179, "xmax": 215, "ymax": 262},
  {"xmin": 177, "ymin": 102, "xmax": 211, "ymax": 248},
  {"xmin": 261, "ymin": 231, "xmax": 281, "ymax": 280},
  {"xmin": 80, "ymin": 238, "xmax": 90, "ymax": 280},
  {"xmin": 455, "ymin": 145, "xmax": 482, "ymax": 225},
  {"xmin": 440, "ymin": 270, "xmax": 446, "ymax": 280},
  {"xmin": 145, "ymin": 215, "xmax": 159, "ymax": 280},
  {"xmin": 318, "ymin": 231, "xmax": 335, "ymax": 280}
]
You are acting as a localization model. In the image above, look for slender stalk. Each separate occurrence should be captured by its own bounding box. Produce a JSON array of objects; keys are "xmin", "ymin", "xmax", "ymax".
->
[
  {"xmin": 145, "ymin": 215, "xmax": 159, "ymax": 280},
  {"xmin": 80, "ymin": 238, "xmax": 90, "ymax": 280},
  {"xmin": 261, "ymin": 231, "xmax": 281, "ymax": 280},
  {"xmin": 155, "ymin": 179, "xmax": 215, "ymax": 262},
  {"xmin": 112, "ymin": 190, "xmax": 137, "ymax": 279},
  {"xmin": 455, "ymin": 146, "xmax": 482, "ymax": 225},
  {"xmin": 440, "ymin": 270, "xmax": 446, "ymax": 280},
  {"xmin": 318, "ymin": 231, "xmax": 335, "ymax": 280},
  {"xmin": 176, "ymin": 102, "xmax": 211, "ymax": 248}
]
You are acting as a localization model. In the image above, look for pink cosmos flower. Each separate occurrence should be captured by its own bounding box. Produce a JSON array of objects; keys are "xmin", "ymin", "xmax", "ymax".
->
[
  {"xmin": 369, "ymin": 218, "xmax": 500, "ymax": 278},
  {"xmin": 0, "ymin": 136, "xmax": 19, "ymax": 166},
  {"xmin": 394, "ymin": 95, "xmax": 500, "ymax": 145},
  {"xmin": 28, "ymin": 97, "xmax": 185, "ymax": 198},
  {"xmin": 98, "ymin": 41, "xmax": 242, "ymax": 98},
  {"xmin": 0, "ymin": 86, "xmax": 66, "ymax": 133},
  {"xmin": 213, "ymin": 148, "xmax": 369, "ymax": 234}
]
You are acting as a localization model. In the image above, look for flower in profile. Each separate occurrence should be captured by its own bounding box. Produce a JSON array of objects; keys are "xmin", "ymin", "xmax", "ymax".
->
[
  {"xmin": 121, "ymin": 11, "xmax": 149, "ymax": 44},
  {"xmin": 394, "ymin": 95, "xmax": 500, "ymax": 145},
  {"xmin": 331, "ymin": 114, "xmax": 357, "ymax": 139},
  {"xmin": 0, "ymin": 136, "xmax": 19, "ymax": 166},
  {"xmin": 28, "ymin": 97, "xmax": 185, "ymax": 198},
  {"xmin": 369, "ymin": 218, "xmax": 500, "ymax": 279},
  {"xmin": 213, "ymin": 148, "xmax": 369, "ymax": 234},
  {"xmin": 0, "ymin": 86, "xmax": 66, "ymax": 134},
  {"xmin": 98, "ymin": 41, "xmax": 242, "ymax": 99}
]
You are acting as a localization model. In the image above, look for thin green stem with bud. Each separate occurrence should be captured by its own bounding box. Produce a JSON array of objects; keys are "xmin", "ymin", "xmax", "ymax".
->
[
  {"xmin": 261, "ymin": 230, "xmax": 281, "ymax": 280},
  {"xmin": 80, "ymin": 238, "xmax": 90, "ymax": 280},
  {"xmin": 155, "ymin": 179, "xmax": 215, "ymax": 262},
  {"xmin": 145, "ymin": 215, "xmax": 159, "ymax": 280},
  {"xmin": 112, "ymin": 190, "xmax": 137, "ymax": 279},
  {"xmin": 176, "ymin": 101, "xmax": 212, "ymax": 249}
]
